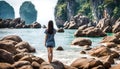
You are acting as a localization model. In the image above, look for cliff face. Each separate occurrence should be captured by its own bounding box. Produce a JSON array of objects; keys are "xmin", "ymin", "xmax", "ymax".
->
[
  {"xmin": 0, "ymin": 1, "xmax": 15, "ymax": 19},
  {"xmin": 19, "ymin": 1, "xmax": 37, "ymax": 24},
  {"xmin": 66, "ymin": 0, "xmax": 78, "ymax": 21},
  {"xmin": 54, "ymin": 0, "xmax": 78, "ymax": 28},
  {"xmin": 55, "ymin": 0, "xmax": 120, "ymax": 28},
  {"xmin": 91, "ymin": 0, "xmax": 120, "ymax": 23},
  {"xmin": 91, "ymin": 0, "xmax": 104, "ymax": 22},
  {"xmin": 54, "ymin": 0, "xmax": 91, "ymax": 28}
]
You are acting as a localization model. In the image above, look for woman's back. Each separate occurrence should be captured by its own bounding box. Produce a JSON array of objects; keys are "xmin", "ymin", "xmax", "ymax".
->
[{"xmin": 44, "ymin": 29, "xmax": 56, "ymax": 47}]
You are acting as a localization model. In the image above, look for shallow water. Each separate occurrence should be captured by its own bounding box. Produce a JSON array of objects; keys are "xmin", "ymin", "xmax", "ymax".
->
[{"xmin": 0, "ymin": 29, "xmax": 113, "ymax": 65}]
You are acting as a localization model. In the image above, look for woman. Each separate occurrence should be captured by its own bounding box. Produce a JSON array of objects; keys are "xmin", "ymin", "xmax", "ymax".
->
[{"xmin": 44, "ymin": 20, "xmax": 56, "ymax": 63}]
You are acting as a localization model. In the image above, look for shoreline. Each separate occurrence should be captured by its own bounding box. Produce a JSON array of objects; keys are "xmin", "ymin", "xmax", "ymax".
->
[{"xmin": 0, "ymin": 30, "xmax": 120, "ymax": 69}]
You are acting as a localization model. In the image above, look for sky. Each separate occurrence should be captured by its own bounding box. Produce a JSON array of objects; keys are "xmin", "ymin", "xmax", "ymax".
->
[{"xmin": 2, "ymin": 0, "xmax": 58, "ymax": 28}]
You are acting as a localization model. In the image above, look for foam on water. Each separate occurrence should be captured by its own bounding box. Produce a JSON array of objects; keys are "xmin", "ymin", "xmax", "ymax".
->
[{"xmin": 34, "ymin": 47, "xmax": 93, "ymax": 65}]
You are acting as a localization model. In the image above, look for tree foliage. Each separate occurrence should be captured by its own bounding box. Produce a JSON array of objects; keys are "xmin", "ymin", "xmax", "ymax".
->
[{"xmin": 55, "ymin": 0, "xmax": 120, "ymax": 21}]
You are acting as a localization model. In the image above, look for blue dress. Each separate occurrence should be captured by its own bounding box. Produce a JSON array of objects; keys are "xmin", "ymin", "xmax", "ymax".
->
[{"xmin": 44, "ymin": 29, "xmax": 56, "ymax": 47}]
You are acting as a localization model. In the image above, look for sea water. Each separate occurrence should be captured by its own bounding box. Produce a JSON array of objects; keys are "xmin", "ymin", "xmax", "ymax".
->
[{"xmin": 0, "ymin": 29, "xmax": 113, "ymax": 65}]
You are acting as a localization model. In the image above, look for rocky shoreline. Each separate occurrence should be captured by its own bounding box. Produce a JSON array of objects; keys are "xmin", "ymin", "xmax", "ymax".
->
[
  {"xmin": 0, "ymin": 33, "xmax": 120, "ymax": 69},
  {"xmin": 71, "ymin": 32, "xmax": 120, "ymax": 69},
  {"xmin": 0, "ymin": 35, "xmax": 76, "ymax": 69},
  {"xmin": 0, "ymin": 18, "xmax": 41, "ymax": 28},
  {"xmin": 64, "ymin": 14, "xmax": 120, "ymax": 34}
]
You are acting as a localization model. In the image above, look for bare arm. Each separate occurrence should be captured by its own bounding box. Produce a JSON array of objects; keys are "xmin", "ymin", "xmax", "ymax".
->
[{"xmin": 44, "ymin": 34, "xmax": 48, "ymax": 46}]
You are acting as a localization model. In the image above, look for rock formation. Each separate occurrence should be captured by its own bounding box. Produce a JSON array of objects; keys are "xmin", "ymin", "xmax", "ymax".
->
[
  {"xmin": 0, "ymin": 18, "xmax": 41, "ymax": 28},
  {"xmin": 64, "ymin": 13, "xmax": 92, "ymax": 29},
  {"xmin": 74, "ymin": 25, "xmax": 107, "ymax": 37},
  {"xmin": 55, "ymin": 0, "xmax": 120, "ymax": 28},
  {"xmin": 54, "ymin": 0, "xmax": 78, "ymax": 28},
  {"xmin": 0, "ymin": 1, "xmax": 15, "ymax": 19},
  {"xmin": 20, "ymin": 1, "xmax": 37, "ymax": 24}
]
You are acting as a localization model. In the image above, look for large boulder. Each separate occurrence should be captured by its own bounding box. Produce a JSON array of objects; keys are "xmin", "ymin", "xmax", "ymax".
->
[
  {"xmin": 0, "ymin": 49, "xmax": 15, "ymax": 64},
  {"xmin": 71, "ymin": 38, "xmax": 92, "ymax": 46},
  {"xmin": 101, "ymin": 36, "xmax": 120, "ymax": 44},
  {"xmin": 96, "ymin": 18, "xmax": 112, "ymax": 33},
  {"xmin": 0, "ymin": 40, "xmax": 18, "ymax": 45},
  {"xmin": 19, "ymin": 55, "xmax": 44, "ymax": 64},
  {"xmin": 110, "ymin": 64, "xmax": 120, "ymax": 69},
  {"xmin": 90, "ymin": 46, "xmax": 109, "ymax": 57},
  {"xmin": 112, "ymin": 18, "xmax": 120, "ymax": 33},
  {"xmin": 0, "ymin": 63, "xmax": 14, "ymax": 69},
  {"xmin": 89, "ymin": 46, "xmax": 119, "ymax": 58},
  {"xmin": 12, "ymin": 61, "xmax": 31, "ymax": 68},
  {"xmin": 50, "ymin": 60, "xmax": 65, "ymax": 69},
  {"xmin": 71, "ymin": 57, "xmax": 103, "ymax": 69},
  {"xmin": 77, "ymin": 25, "xmax": 88, "ymax": 30},
  {"xmin": 64, "ymin": 65, "xmax": 77, "ymax": 69},
  {"xmin": 74, "ymin": 25, "xmax": 88, "ymax": 37},
  {"xmin": 14, "ymin": 52, "xmax": 32, "ymax": 61},
  {"xmin": 14, "ymin": 52, "xmax": 44, "ymax": 64},
  {"xmin": 16, "ymin": 48, "xmax": 29, "ymax": 53},
  {"xmin": 14, "ymin": 53, "xmax": 26, "ymax": 61},
  {"xmin": 17, "ymin": 65, "xmax": 33, "ymax": 69},
  {"xmin": 20, "ymin": 1, "xmax": 37, "ymax": 24},
  {"xmin": 101, "ymin": 55, "xmax": 114, "ymax": 64},
  {"xmin": 31, "ymin": 61, "xmax": 40, "ymax": 69},
  {"xmin": 101, "ymin": 42, "xmax": 117, "ymax": 48},
  {"xmin": 84, "ymin": 27, "xmax": 107, "ymax": 37},
  {"xmin": 92, "ymin": 65, "xmax": 105, "ymax": 69},
  {"xmin": 19, "ymin": 56, "xmax": 33, "ymax": 63},
  {"xmin": 74, "ymin": 27, "xmax": 107, "ymax": 37},
  {"xmin": 0, "ymin": 1, "xmax": 15, "ymax": 19},
  {"xmin": 1, "ymin": 35, "xmax": 22, "ymax": 42},
  {"xmin": 0, "ymin": 40, "xmax": 18, "ymax": 54},
  {"xmin": 32, "ymin": 56, "xmax": 45, "ymax": 64},
  {"xmin": 15, "ymin": 41, "xmax": 36, "ymax": 53},
  {"xmin": 102, "ymin": 61, "xmax": 111, "ymax": 69},
  {"xmin": 40, "ymin": 62, "xmax": 54, "ymax": 69}
]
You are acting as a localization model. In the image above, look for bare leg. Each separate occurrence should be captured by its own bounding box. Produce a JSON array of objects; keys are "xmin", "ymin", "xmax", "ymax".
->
[{"xmin": 47, "ymin": 47, "xmax": 53, "ymax": 63}]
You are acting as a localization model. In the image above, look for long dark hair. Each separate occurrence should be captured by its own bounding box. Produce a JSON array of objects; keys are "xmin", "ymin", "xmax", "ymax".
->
[{"xmin": 48, "ymin": 20, "xmax": 54, "ymax": 34}]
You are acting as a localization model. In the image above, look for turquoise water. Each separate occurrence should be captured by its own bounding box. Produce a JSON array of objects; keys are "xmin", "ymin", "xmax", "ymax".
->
[{"xmin": 0, "ymin": 29, "xmax": 113, "ymax": 64}]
